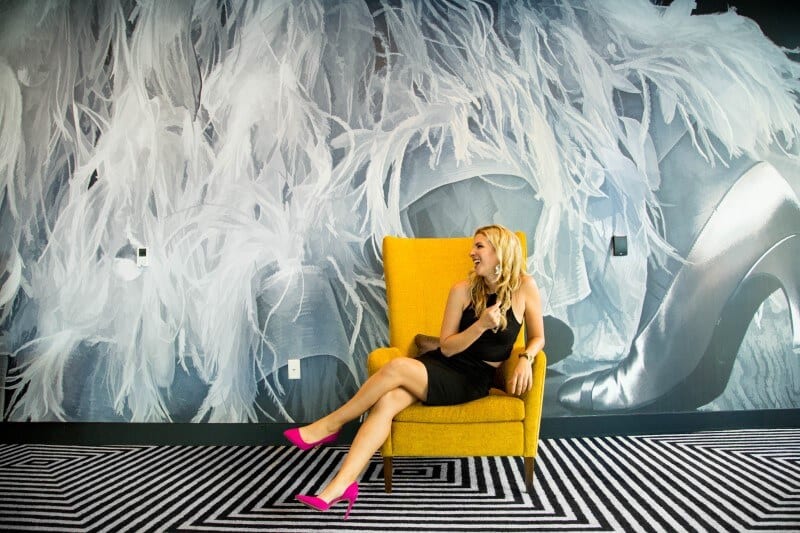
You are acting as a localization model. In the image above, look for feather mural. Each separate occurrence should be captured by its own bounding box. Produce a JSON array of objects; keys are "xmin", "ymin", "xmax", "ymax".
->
[{"xmin": 0, "ymin": 0, "xmax": 798, "ymax": 421}]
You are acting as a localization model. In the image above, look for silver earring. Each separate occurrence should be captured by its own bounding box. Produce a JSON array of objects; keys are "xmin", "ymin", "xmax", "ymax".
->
[{"xmin": 494, "ymin": 264, "xmax": 502, "ymax": 276}]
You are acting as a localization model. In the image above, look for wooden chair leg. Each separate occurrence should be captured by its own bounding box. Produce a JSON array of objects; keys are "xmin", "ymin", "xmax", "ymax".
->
[
  {"xmin": 383, "ymin": 457, "xmax": 393, "ymax": 493},
  {"xmin": 524, "ymin": 456, "xmax": 535, "ymax": 493}
]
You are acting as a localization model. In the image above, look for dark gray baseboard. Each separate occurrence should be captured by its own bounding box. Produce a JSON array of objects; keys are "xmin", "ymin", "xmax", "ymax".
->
[
  {"xmin": 1, "ymin": 409, "xmax": 797, "ymax": 445},
  {"xmin": 541, "ymin": 409, "xmax": 800, "ymax": 439},
  {"xmin": 0, "ymin": 421, "xmax": 359, "ymax": 446}
]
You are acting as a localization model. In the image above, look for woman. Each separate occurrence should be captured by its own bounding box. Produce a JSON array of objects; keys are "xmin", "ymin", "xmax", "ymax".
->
[{"xmin": 284, "ymin": 224, "xmax": 545, "ymax": 519}]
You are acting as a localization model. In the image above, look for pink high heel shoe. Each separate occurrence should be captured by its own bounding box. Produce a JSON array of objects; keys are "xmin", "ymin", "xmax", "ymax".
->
[
  {"xmin": 283, "ymin": 428, "xmax": 340, "ymax": 450},
  {"xmin": 295, "ymin": 482, "xmax": 359, "ymax": 519}
]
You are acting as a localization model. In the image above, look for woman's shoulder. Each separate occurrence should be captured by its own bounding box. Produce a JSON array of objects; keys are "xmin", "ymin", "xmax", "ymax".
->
[
  {"xmin": 441, "ymin": 280, "xmax": 472, "ymax": 316},
  {"xmin": 448, "ymin": 279, "xmax": 472, "ymax": 304},
  {"xmin": 519, "ymin": 274, "xmax": 540, "ymax": 296},
  {"xmin": 450, "ymin": 279, "xmax": 471, "ymax": 295}
]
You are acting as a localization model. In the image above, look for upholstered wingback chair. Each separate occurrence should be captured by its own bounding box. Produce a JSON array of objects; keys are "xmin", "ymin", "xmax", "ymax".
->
[{"xmin": 367, "ymin": 234, "xmax": 547, "ymax": 493}]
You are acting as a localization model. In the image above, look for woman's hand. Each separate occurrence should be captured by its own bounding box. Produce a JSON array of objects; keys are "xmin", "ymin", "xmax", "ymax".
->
[
  {"xmin": 508, "ymin": 356, "xmax": 533, "ymax": 395},
  {"xmin": 478, "ymin": 302, "xmax": 502, "ymax": 332}
]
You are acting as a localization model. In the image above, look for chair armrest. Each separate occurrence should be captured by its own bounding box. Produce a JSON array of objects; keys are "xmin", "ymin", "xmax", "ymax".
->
[
  {"xmin": 367, "ymin": 346, "xmax": 404, "ymax": 376},
  {"xmin": 501, "ymin": 349, "xmax": 547, "ymax": 457}
]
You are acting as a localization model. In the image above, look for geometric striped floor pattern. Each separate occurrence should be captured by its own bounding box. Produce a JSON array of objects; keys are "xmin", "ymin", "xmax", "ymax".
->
[{"xmin": 0, "ymin": 429, "xmax": 798, "ymax": 532}]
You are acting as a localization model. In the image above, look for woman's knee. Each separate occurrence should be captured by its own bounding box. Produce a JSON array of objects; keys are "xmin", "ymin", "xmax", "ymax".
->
[
  {"xmin": 373, "ymin": 388, "xmax": 415, "ymax": 415},
  {"xmin": 380, "ymin": 357, "xmax": 421, "ymax": 380},
  {"xmin": 376, "ymin": 358, "xmax": 427, "ymax": 400}
]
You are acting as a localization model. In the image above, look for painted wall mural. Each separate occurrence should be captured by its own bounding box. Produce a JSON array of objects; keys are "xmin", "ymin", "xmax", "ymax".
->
[{"xmin": 0, "ymin": 0, "xmax": 798, "ymax": 422}]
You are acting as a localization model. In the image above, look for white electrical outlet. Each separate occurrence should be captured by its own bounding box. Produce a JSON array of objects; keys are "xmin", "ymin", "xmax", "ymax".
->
[{"xmin": 288, "ymin": 359, "xmax": 301, "ymax": 380}]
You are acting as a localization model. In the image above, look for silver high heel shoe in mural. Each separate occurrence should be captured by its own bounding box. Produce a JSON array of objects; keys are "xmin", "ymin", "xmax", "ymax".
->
[{"xmin": 558, "ymin": 162, "xmax": 800, "ymax": 412}]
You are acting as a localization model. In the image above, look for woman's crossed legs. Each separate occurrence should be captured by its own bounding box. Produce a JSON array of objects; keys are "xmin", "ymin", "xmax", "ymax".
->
[{"xmin": 296, "ymin": 357, "xmax": 429, "ymax": 502}]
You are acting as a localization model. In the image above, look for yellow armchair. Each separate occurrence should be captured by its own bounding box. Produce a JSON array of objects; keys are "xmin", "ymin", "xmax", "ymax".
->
[{"xmin": 368, "ymin": 234, "xmax": 546, "ymax": 492}]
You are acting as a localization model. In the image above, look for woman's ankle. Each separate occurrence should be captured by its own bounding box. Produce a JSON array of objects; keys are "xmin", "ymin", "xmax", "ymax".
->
[
  {"xmin": 318, "ymin": 415, "xmax": 344, "ymax": 435},
  {"xmin": 319, "ymin": 477, "xmax": 355, "ymax": 502},
  {"xmin": 305, "ymin": 418, "xmax": 340, "ymax": 438}
]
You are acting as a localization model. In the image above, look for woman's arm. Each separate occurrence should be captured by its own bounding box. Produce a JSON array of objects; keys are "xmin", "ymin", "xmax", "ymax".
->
[
  {"xmin": 521, "ymin": 275, "xmax": 545, "ymax": 357},
  {"xmin": 508, "ymin": 275, "xmax": 545, "ymax": 394},
  {"xmin": 438, "ymin": 281, "xmax": 501, "ymax": 356}
]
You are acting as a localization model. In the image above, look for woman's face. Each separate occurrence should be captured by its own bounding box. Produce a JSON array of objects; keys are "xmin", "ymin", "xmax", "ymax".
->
[{"xmin": 470, "ymin": 233, "xmax": 500, "ymax": 279}]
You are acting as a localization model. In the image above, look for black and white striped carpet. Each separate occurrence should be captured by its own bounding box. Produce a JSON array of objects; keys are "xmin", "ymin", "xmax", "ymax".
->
[{"xmin": 1, "ymin": 429, "xmax": 798, "ymax": 532}]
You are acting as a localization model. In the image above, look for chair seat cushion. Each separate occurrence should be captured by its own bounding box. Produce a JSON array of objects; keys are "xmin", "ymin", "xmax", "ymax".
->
[{"xmin": 394, "ymin": 389, "xmax": 525, "ymax": 423}]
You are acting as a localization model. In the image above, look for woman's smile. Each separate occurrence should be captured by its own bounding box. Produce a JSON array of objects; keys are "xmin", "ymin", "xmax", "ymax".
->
[{"xmin": 470, "ymin": 234, "xmax": 499, "ymax": 278}]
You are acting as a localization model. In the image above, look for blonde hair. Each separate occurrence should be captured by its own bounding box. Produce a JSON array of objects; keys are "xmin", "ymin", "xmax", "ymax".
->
[{"xmin": 468, "ymin": 225, "xmax": 525, "ymax": 331}]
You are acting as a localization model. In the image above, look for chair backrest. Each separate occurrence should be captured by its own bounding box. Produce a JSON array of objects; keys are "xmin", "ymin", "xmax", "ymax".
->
[{"xmin": 382, "ymin": 233, "xmax": 527, "ymax": 356}]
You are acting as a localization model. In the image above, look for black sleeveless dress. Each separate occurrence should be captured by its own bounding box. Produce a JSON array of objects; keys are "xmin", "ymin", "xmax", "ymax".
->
[{"xmin": 418, "ymin": 295, "xmax": 523, "ymax": 406}]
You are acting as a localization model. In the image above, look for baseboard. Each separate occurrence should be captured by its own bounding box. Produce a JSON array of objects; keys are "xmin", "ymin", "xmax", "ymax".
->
[
  {"xmin": 538, "ymin": 409, "xmax": 800, "ymax": 438},
  {"xmin": 1, "ymin": 410, "xmax": 797, "ymax": 445},
  {"xmin": 0, "ymin": 421, "xmax": 362, "ymax": 446}
]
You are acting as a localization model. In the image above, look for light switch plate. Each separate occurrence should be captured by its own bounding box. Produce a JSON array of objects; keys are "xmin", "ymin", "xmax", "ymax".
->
[
  {"xmin": 611, "ymin": 236, "xmax": 628, "ymax": 257},
  {"xmin": 136, "ymin": 247, "xmax": 149, "ymax": 267}
]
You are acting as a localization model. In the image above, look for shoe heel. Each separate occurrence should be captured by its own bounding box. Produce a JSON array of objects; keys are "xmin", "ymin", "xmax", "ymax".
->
[
  {"xmin": 743, "ymin": 234, "xmax": 800, "ymax": 350},
  {"xmin": 344, "ymin": 499, "xmax": 354, "ymax": 520},
  {"xmin": 343, "ymin": 482, "xmax": 359, "ymax": 520}
]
